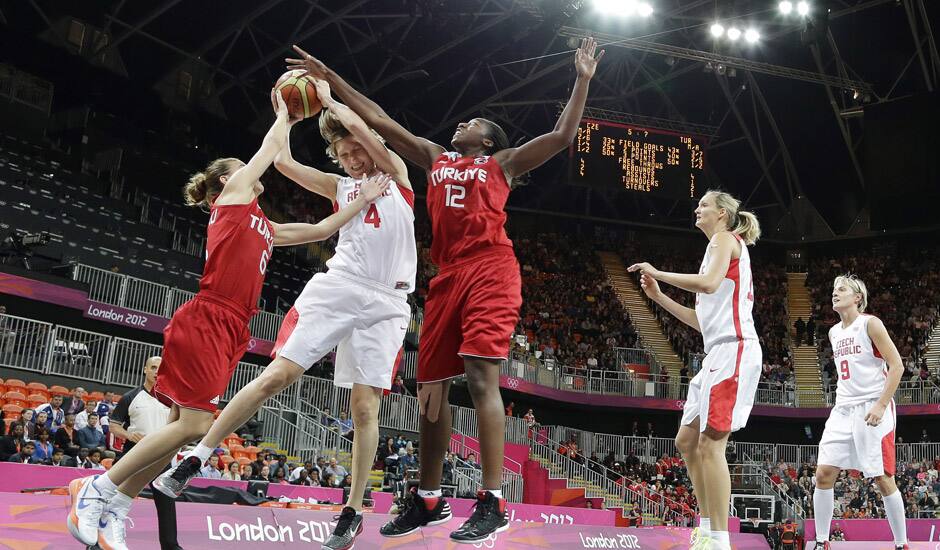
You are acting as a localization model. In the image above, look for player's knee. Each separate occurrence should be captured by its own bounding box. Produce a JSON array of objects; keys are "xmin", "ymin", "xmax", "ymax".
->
[
  {"xmin": 258, "ymin": 364, "xmax": 295, "ymax": 395},
  {"xmin": 675, "ymin": 434, "xmax": 697, "ymax": 457}
]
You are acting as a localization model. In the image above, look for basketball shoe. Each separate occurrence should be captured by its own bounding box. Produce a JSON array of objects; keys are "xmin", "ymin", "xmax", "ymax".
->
[
  {"xmin": 67, "ymin": 476, "xmax": 110, "ymax": 545},
  {"xmin": 379, "ymin": 488, "xmax": 452, "ymax": 537},
  {"xmin": 321, "ymin": 506, "xmax": 363, "ymax": 550},
  {"xmin": 152, "ymin": 456, "xmax": 202, "ymax": 498},
  {"xmin": 98, "ymin": 504, "xmax": 133, "ymax": 550},
  {"xmin": 449, "ymin": 490, "xmax": 509, "ymax": 544}
]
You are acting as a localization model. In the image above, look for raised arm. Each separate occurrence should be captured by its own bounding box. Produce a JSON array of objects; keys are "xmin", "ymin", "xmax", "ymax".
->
[
  {"xmin": 492, "ymin": 37, "xmax": 604, "ymax": 178},
  {"xmin": 287, "ymin": 46, "xmax": 444, "ymax": 171},
  {"xmin": 638, "ymin": 273, "xmax": 701, "ymax": 332},
  {"xmin": 216, "ymin": 92, "xmax": 292, "ymax": 206},
  {"xmin": 272, "ymin": 174, "xmax": 391, "ymax": 246},
  {"xmin": 312, "ymin": 79, "xmax": 411, "ymax": 189},
  {"xmin": 628, "ymin": 232, "xmax": 737, "ymax": 295},
  {"xmin": 273, "ymin": 127, "xmax": 340, "ymax": 201}
]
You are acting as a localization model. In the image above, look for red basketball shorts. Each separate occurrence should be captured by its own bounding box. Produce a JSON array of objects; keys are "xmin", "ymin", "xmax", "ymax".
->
[
  {"xmin": 417, "ymin": 251, "xmax": 522, "ymax": 383},
  {"xmin": 153, "ymin": 293, "xmax": 251, "ymax": 413}
]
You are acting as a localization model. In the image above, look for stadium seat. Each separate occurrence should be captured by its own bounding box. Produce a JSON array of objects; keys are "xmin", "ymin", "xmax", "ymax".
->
[
  {"xmin": 26, "ymin": 382, "xmax": 48, "ymax": 394},
  {"xmin": 2, "ymin": 392, "xmax": 27, "ymax": 408},
  {"xmin": 87, "ymin": 391, "xmax": 105, "ymax": 402},
  {"xmin": 235, "ymin": 457, "xmax": 251, "ymax": 467},
  {"xmin": 245, "ymin": 446, "xmax": 261, "ymax": 460},
  {"xmin": 224, "ymin": 434, "xmax": 243, "ymax": 448},
  {"xmin": 4, "ymin": 379, "xmax": 25, "ymax": 391},
  {"xmin": 49, "ymin": 385, "xmax": 71, "ymax": 398},
  {"xmin": 27, "ymin": 394, "xmax": 47, "ymax": 407},
  {"xmin": 220, "ymin": 455, "xmax": 235, "ymax": 467},
  {"xmin": 2, "ymin": 403, "xmax": 23, "ymax": 420}
]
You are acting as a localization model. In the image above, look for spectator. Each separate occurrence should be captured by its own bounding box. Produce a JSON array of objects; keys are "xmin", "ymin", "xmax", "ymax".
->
[
  {"xmin": 35, "ymin": 395, "xmax": 65, "ymax": 432},
  {"xmin": 8, "ymin": 441, "xmax": 38, "ymax": 464},
  {"xmin": 27, "ymin": 410, "xmax": 46, "ymax": 440},
  {"xmin": 53, "ymin": 414, "xmax": 80, "ymax": 457},
  {"xmin": 47, "ymin": 448, "xmax": 72, "ymax": 467},
  {"xmin": 505, "ymin": 401, "xmax": 515, "ymax": 417},
  {"xmin": 0, "ymin": 424, "xmax": 27, "ymax": 461},
  {"xmin": 240, "ymin": 464, "xmax": 254, "ymax": 480},
  {"xmin": 31, "ymin": 426, "xmax": 54, "ymax": 463},
  {"xmin": 268, "ymin": 455, "xmax": 288, "ymax": 480},
  {"xmin": 805, "ymin": 316, "xmax": 816, "ymax": 346},
  {"xmin": 251, "ymin": 465, "xmax": 271, "ymax": 482},
  {"xmin": 389, "ymin": 375, "xmax": 408, "ymax": 395},
  {"xmin": 379, "ymin": 437, "xmax": 398, "ymax": 463},
  {"xmin": 74, "ymin": 400, "xmax": 100, "ymax": 432},
  {"xmin": 308, "ymin": 469, "xmax": 321, "ymax": 486},
  {"xmin": 466, "ymin": 452, "xmax": 481, "ymax": 470},
  {"xmin": 63, "ymin": 387, "xmax": 87, "ymax": 417},
  {"xmin": 292, "ymin": 469, "xmax": 313, "ymax": 486},
  {"xmin": 86, "ymin": 448, "xmax": 105, "ymax": 470},
  {"xmin": 321, "ymin": 472, "xmax": 335, "ymax": 488},
  {"xmin": 921, "ymin": 429, "xmax": 930, "ymax": 443},
  {"xmin": 199, "ymin": 455, "xmax": 223, "ymax": 479},
  {"xmin": 290, "ymin": 461, "xmax": 315, "ymax": 482},
  {"xmin": 324, "ymin": 457, "xmax": 349, "ymax": 481},
  {"xmin": 108, "ymin": 356, "xmax": 169, "ymax": 458},
  {"xmin": 16, "ymin": 408, "xmax": 34, "ymax": 439},
  {"xmin": 794, "ymin": 317, "xmax": 805, "ymax": 345},
  {"xmin": 336, "ymin": 411, "xmax": 353, "ymax": 437},
  {"xmin": 222, "ymin": 460, "xmax": 242, "ymax": 481},
  {"xmin": 75, "ymin": 413, "xmax": 106, "ymax": 450},
  {"xmin": 399, "ymin": 447, "xmax": 417, "ymax": 472}
]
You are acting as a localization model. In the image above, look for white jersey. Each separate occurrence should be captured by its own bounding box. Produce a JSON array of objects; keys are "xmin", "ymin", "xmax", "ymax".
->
[
  {"xmin": 694, "ymin": 233, "xmax": 758, "ymax": 353},
  {"xmin": 325, "ymin": 176, "xmax": 417, "ymax": 293},
  {"xmin": 829, "ymin": 314, "xmax": 887, "ymax": 408}
]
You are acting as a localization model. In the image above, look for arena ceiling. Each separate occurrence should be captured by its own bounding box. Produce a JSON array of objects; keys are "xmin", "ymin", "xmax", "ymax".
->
[{"xmin": 2, "ymin": 0, "xmax": 938, "ymax": 239}]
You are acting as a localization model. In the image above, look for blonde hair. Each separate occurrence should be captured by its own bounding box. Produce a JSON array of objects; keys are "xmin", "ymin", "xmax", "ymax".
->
[
  {"xmin": 833, "ymin": 274, "xmax": 869, "ymax": 312},
  {"xmin": 183, "ymin": 157, "xmax": 240, "ymax": 207},
  {"xmin": 704, "ymin": 189, "xmax": 761, "ymax": 245},
  {"xmin": 318, "ymin": 106, "xmax": 385, "ymax": 165}
]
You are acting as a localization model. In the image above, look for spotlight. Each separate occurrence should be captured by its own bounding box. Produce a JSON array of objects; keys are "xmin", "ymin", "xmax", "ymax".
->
[
  {"xmin": 594, "ymin": 0, "xmax": 638, "ymax": 16},
  {"xmin": 797, "ymin": 1, "xmax": 810, "ymax": 16},
  {"xmin": 664, "ymin": 56, "xmax": 676, "ymax": 66},
  {"xmin": 779, "ymin": 1, "xmax": 793, "ymax": 15},
  {"xmin": 637, "ymin": 2, "xmax": 654, "ymax": 17},
  {"xmin": 852, "ymin": 89, "xmax": 859, "ymax": 100},
  {"xmin": 716, "ymin": 64, "xmax": 727, "ymax": 76},
  {"xmin": 704, "ymin": 61, "xmax": 714, "ymax": 73},
  {"xmin": 710, "ymin": 23, "xmax": 725, "ymax": 37},
  {"xmin": 727, "ymin": 27, "xmax": 741, "ymax": 41},
  {"xmin": 745, "ymin": 29, "xmax": 760, "ymax": 43}
]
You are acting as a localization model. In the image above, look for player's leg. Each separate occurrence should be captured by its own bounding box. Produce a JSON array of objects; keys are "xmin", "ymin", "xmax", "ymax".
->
[
  {"xmin": 675, "ymin": 418, "xmax": 710, "ymax": 541},
  {"xmin": 346, "ymin": 382, "xmax": 382, "ymax": 510},
  {"xmin": 874, "ymin": 475, "xmax": 908, "ymax": 547},
  {"xmin": 812, "ymin": 464, "xmax": 840, "ymax": 547},
  {"xmin": 814, "ymin": 403, "xmax": 856, "ymax": 548},
  {"xmin": 697, "ymin": 426, "xmax": 732, "ymax": 548},
  {"xmin": 464, "ymin": 357, "xmax": 505, "ymax": 491}
]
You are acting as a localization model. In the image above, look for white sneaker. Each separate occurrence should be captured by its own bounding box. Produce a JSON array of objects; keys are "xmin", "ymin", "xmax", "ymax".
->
[
  {"xmin": 67, "ymin": 476, "xmax": 110, "ymax": 545},
  {"xmin": 690, "ymin": 529, "xmax": 713, "ymax": 550},
  {"xmin": 98, "ymin": 510, "xmax": 133, "ymax": 550}
]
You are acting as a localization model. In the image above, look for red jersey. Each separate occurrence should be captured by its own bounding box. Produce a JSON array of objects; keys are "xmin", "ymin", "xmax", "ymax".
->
[
  {"xmin": 426, "ymin": 152, "xmax": 513, "ymax": 267},
  {"xmin": 199, "ymin": 198, "xmax": 275, "ymax": 314}
]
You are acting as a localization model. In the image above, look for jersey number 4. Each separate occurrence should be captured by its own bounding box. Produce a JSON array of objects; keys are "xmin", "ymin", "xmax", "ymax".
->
[
  {"xmin": 364, "ymin": 204, "xmax": 381, "ymax": 228},
  {"xmin": 840, "ymin": 359, "xmax": 851, "ymax": 380}
]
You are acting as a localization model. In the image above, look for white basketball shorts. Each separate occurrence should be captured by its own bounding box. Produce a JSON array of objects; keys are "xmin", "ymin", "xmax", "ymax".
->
[
  {"xmin": 681, "ymin": 338, "xmax": 762, "ymax": 433},
  {"xmin": 817, "ymin": 399, "xmax": 896, "ymax": 478},
  {"xmin": 278, "ymin": 270, "xmax": 410, "ymax": 390}
]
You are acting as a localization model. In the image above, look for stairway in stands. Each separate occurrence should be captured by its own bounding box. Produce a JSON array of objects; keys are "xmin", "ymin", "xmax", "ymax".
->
[
  {"xmin": 599, "ymin": 252, "xmax": 684, "ymax": 376},
  {"xmin": 925, "ymin": 323, "xmax": 940, "ymax": 371},
  {"xmin": 786, "ymin": 272, "xmax": 826, "ymax": 406}
]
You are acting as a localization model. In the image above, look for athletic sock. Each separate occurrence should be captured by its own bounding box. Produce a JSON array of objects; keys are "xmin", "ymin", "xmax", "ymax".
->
[
  {"xmin": 698, "ymin": 517, "xmax": 712, "ymax": 538},
  {"xmin": 486, "ymin": 489, "xmax": 503, "ymax": 499},
  {"xmin": 109, "ymin": 491, "xmax": 134, "ymax": 517},
  {"xmin": 94, "ymin": 473, "xmax": 119, "ymax": 498},
  {"xmin": 813, "ymin": 487, "xmax": 834, "ymax": 542},
  {"xmin": 883, "ymin": 489, "xmax": 908, "ymax": 545},
  {"xmin": 188, "ymin": 443, "xmax": 215, "ymax": 464},
  {"xmin": 417, "ymin": 488, "xmax": 442, "ymax": 499},
  {"xmin": 712, "ymin": 530, "xmax": 730, "ymax": 549}
]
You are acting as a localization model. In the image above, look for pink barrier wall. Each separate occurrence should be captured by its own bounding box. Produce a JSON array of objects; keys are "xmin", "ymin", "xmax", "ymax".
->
[
  {"xmin": 804, "ymin": 518, "xmax": 940, "ymax": 541},
  {"xmin": 449, "ymin": 433, "xmax": 528, "ymax": 473}
]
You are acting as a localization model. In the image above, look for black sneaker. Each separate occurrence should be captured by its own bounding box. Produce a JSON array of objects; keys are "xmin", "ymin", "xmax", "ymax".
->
[
  {"xmin": 379, "ymin": 489, "xmax": 452, "ymax": 537},
  {"xmin": 152, "ymin": 456, "xmax": 202, "ymax": 498},
  {"xmin": 449, "ymin": 491, "xmax": 509, "ymax": 544},
  {"xmin": 321, "ymin": 507, "xmax": 363, "ymax": 550}
]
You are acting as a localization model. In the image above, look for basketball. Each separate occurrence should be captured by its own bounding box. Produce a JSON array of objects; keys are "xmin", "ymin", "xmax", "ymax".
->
[{"xmin": 274, "ymin": 69, "xmax": 322, "ymax": 120}]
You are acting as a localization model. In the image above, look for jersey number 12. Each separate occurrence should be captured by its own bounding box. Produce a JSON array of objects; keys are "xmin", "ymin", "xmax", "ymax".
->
[{"xmin": 445, "ymin": 184, "xmax": 465, "ymax": 208}]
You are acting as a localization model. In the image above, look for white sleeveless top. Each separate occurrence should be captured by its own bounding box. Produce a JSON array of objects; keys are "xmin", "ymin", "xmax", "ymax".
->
[
  {"xmin": 694, "ymin": 233, "xmax": 758, "ymax": 353},
  {"xmin": 325, "ymin": 176, "xmax": 417, "ymax": 293},
  {"xmin": 829, "ymin": 314, "xmax": 888, "ymax": 408}
]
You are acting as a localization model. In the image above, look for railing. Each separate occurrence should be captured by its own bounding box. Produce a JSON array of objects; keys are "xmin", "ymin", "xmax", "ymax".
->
[
  {"xmin": 453, "ymin": 466, "xmax": 524, "ymax": 503},
  {"xmin": 72, "ymin": 263, "xmax": 284, "ymax": 341},
  {"xmin": 0, "ymin": 314, "xmax": 54, "ymax": 373}
]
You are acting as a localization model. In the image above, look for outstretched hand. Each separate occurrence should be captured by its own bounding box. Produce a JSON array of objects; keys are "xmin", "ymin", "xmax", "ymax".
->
[
  {"xmin": 312, "ymin": 78, "xmax": 335, "ymax": 106},
  {"xmin": 638, "ymin": 273, "xmax": 663, "ymax": 300},
  {"xmin": 286, "ymin": 45, "xmax": 329, "ymax": 79},
  {"xmin": 359, "ymin": 173, "xmax": 392, "ymax": 202},
  {"xmin": 627, "ymin": 262, "xmax": 660, "ymax": 279},
  {"xmin": 575, "ymin": 37, "xmax": 604, "ymax": 79}
]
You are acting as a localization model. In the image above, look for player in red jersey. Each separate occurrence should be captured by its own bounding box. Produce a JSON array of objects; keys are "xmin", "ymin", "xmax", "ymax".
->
[
  {"xmin": 66, "ymin": 93, "xmax": 391, "ymax": 549},
  {"xmin": 287, "ymin": 37, "xmax": 603, "ymax": 543}
]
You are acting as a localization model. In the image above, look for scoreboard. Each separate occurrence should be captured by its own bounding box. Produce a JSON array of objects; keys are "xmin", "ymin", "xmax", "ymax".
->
[{"xmin": 569, "ymin": 118, "xmax": 707, "ymax": 199}]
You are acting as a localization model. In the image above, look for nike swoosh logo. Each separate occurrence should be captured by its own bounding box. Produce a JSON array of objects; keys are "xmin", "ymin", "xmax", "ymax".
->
[{"xmin": 99, "ymin": 518, "xmax": 109, "ymax": 529}]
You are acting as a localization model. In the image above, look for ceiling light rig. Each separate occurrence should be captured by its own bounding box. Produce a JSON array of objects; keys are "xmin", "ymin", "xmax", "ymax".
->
[
  {"xmin": 593, "ymin": 0, "xmax": 654, "ymax": 18},
  {"xmin": 710, "ymin": 22, "xmax": 759, "ymax": 44}
]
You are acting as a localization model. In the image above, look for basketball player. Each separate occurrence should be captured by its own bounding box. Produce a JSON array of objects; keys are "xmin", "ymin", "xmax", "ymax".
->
[
  {"xmin": 628, "ymin": 190, "xmax": 762, "ymax": 550},
  {"xmin": 66, "ymin": 93, "xmax": 391, "ymax": 548},
  {"xmin": 286, "ymin": 37, "xmax": 604, "ymax": 542},
  {"xmin": 812, "ymin": 275, "xmax": 907, "ymax": 550},
  {"xmin": 153, "ymin": 81, "xmax": 416, "ymax": 550}
]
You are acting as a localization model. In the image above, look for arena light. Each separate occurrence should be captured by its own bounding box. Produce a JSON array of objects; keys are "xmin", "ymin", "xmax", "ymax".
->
[
  {"xmin": 745, "ymin": 28, "xmax": 760, "ymax": 43},
  {"xmin": 593, "ymin": 0, "xmax": 653, "ymax": 17},
  {"xmin": 779, "ymin": 1, "xmax": 793, "ymax": 15},
  {"xmin": 797, "ymin": 1, "xmax": 810, "ymax": 16},
  {"xmin": 710, "ymin": 23, "xmax": 725, "ymax": 38},
  {"xmin": 637, "ymin": 2, "xmax": 654, "ymax": 17},
  {"xmin": 727, "ymin": 27, "xmax": 742, "ymax": 41}
]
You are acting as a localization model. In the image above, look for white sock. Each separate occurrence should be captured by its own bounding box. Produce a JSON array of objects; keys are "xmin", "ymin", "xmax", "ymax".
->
[
  {"xmin": 94, "ymin": 473, "xmax": 119, "ymax": 498},
  {"xmin": 188, "ymin": 443, "xmax": 214, "ymax": 463},
  {"xmin": 883, "ymin": 489, "xmax": 908, "ymax": 545},
  {"xmin": 699, "ymin": 517, "xmax": 712, "ymax": 538},
  {"xmin": 109, "ymin": 492, "xmax": 134, "ymax": 517},
  {"xmin": 712, "ymin": 530, "xmax": 730, "ymax": 548},
  {"xmin": 487, "ymin": 489, "xmax": 503, "ymax": 499},
  {"xmin": 417, "ymin": 488, "xmax": 441, "ymax": 499},
  {"xmin": 813, "ymin": 487, "xmax": 834, "ymax": 542}
]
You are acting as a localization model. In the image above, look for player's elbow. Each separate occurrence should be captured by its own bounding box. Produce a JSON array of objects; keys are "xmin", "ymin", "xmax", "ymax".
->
[{"xmin": 701, "ymin": 281, "xmax": 721, "ymax": 294}]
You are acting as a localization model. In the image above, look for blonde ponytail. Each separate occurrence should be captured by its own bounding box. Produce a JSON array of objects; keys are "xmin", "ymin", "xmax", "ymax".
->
[
  {"xmin": 183, "ymin": 157, "xmax": 240, "ymax": 208},
  {"xmin": 704, "ymin": 189, "xmax": 762, "ymax": 245}
]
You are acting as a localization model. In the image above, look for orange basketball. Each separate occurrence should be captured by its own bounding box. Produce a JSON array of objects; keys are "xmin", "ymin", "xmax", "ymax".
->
[{"xmin": 274, "ymin": 70, "xmax": 322, "ymax": 120}]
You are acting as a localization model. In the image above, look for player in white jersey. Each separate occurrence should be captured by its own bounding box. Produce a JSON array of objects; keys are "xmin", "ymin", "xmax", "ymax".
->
[
  {"xmin": 154, "ymin": 80, "xmax": 416, "ymax": 550},
  {"xmin": 812, "ymin": 275, "xmax": 907, "ymax": 550},
  {"xmin": 629, "ymin": 190, "xmax": 762, "ymax": 550}
]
